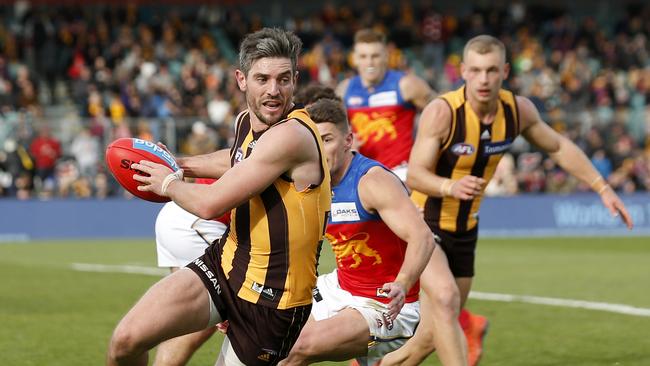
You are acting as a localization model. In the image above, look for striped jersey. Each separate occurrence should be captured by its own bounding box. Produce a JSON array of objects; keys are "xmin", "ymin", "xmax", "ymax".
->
[
  {"xmin": 423, "ymin": 86, "xmax": 520, "ymax": 233},
  {"xmin": 327, "ymin": 153, "xmax": 419, "ymax": 304},
  {"xmin": 343, "ymin": 70, "xmax": 416, "ymax": 169},
  {"xmin": 219, "ymin": 107, "xmax": 331, "ymax": 309}
]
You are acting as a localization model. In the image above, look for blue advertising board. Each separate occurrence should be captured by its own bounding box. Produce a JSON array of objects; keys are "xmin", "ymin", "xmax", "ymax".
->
[{"xmin": 0, "ymin": 193, "xmax": 648, "ymax": 241}]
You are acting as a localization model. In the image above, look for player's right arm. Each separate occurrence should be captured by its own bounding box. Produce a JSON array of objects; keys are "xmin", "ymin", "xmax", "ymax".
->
[
  {"xmin": 406, "ymin": 99, "xmax": 485, "ymax": 200},
  {"xmin": 358, "ymin": 166, "xmax": 435, "ymax": 320},
  {"xmin": 176, "ymin": 149, "xmax": 231, "ymax": 179}
]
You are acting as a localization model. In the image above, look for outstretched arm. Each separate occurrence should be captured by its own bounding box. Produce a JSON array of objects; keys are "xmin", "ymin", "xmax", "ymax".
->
[
  {"xmin": 359, "ymin": 166, "xmax": 436, "ymax": 319},
  {"xmin": 518, "ymin": 96, "xmax": 633, "ymax": 229}
]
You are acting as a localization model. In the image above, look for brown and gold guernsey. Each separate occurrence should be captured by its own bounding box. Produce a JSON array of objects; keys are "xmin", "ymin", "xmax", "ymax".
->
[
  {"xmin": 424, "ymin": 86, "xmax": 520, "ymax": 233},
  {"xmin": 219, "ymin": 107, "xmax": 331, "ymax": 310}
]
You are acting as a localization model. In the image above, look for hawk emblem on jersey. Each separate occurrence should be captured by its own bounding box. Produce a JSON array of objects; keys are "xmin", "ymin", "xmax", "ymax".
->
[
  {"xmin": 350, "ymin": 111, "xmax": 397, "ymax": 144},
  {"xmin": 325, "ymin": 232, "xmax": 382, "ymax": 269}
]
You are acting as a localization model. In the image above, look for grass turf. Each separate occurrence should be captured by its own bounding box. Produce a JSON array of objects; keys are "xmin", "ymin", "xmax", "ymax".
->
[{"xmin": 0, "ymin": 237, "xmax": 648, "ymax": 365}]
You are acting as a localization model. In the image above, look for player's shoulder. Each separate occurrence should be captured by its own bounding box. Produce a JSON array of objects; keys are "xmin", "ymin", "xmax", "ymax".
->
[
  {"xmin": 423, "ymin": 97, "xmax": 453, "ymax": 118},
  {"xmin": 513, "ymin": 95, "xmax": 539, "ymax": 119},
  {"xmin": 359, "ymin": 164, "xmax": 390, "ymax": 188},
  {"xmin": 264, "ymin": 116, "xmax": 320, "ymax": 154},
  {"xmin": 335, "ymin": 78, "xmax": 352, "ymax": 97},
  {"xmin": 270, "ymin": 116, "xmax": 313, "ymax": 138},
  {"xmin": 398, "ymin": 72, "xmax": 434, "ymax": 102},
  {"xmin": 514, "ymin": 94, "xmax": 534, "ymax": 108},
  {"xmin": 397, "ymin": 71, "xmax": 426, "ymax": 90},
  {"xmin": 359, "ymin": 164, "xmax": 407, "ymax": 207}
]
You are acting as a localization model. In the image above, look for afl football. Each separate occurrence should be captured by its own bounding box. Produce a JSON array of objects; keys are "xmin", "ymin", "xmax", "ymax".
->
[{"xmin": 105, "ymin": 138, "xmax": 180, "ymax": 202}]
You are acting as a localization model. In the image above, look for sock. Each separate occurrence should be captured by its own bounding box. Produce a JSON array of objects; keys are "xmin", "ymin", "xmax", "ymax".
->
[{"xmin": 459, "ymin": 308, "xmax": 471, "ymax": 330}]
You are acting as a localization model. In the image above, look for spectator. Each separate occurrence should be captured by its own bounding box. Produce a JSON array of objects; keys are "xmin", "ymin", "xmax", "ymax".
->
[
  {"xmin": 70, "ymin": 126, "xmax": 100, "ymax": 178},
  {"xmin": 207, "ymin": 90, "xmax": 232, "ymax": 125},
  {"xmin": 0, "ymin": 2, "xmax": 648, "ymax": 199},
  {"xmin": 29, "ymin": 124, "xmax": 61, "ymax": 188},
  {"xmin": 181, "ymin": 120, "xmax": 217, "ymax": 156}
]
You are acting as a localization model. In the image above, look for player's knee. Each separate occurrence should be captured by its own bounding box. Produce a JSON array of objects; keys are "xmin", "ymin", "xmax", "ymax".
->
[
  {"xmin": 431, "ymin": 283, "xmax": 461, "ymax": 318},
  {"xmin": 108, "ymin": 323, "xmax": 147, "ymax": 361},
  {"xmin": 412, "ymin": 327, "xmax": 437, "ymax": 353},
  {"xmin": 288, "ymin": 329, "xmax": 320, "ymax": 360}
]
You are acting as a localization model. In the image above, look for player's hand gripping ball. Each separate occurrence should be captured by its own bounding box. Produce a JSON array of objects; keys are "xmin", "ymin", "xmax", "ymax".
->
[{"xmin": 105, "ymin": 138, "xmax": 180, "ymax": 202}]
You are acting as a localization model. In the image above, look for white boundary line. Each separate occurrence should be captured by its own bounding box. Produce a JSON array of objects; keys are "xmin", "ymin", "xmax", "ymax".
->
[
  {"xmin": 470, "ymin": 291, "xmax": 650, "ymax": 317},
  {"xmin": 70, "ymin": 263, "xmax": 650, "ymax": 318}
]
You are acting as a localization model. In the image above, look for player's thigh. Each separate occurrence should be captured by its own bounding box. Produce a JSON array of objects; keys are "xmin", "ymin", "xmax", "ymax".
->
[
  {"xmin": 117, "ymin": 268, "xmax": 211, "ymax": 346},
  {"xmin": 298, "ymin": 307, "xmax": 369, "ymax": 360},
  {"xmin": 420, "ymin": 247, "xmax": 458, "ymax": 295}
]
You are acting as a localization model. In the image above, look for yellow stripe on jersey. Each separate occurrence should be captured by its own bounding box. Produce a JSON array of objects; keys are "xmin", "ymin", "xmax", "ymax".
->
[
  {"xmin": 424, "ymin": 86, "xmax": 519, "ymax": 233},
  {"xmin": 221, "ymin": 108, "xmax": 331, "ymax": 309}
]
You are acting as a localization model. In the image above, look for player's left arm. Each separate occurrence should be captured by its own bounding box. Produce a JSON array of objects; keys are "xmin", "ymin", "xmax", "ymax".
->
[
  {"xmin": 133, "ymin": 120, "xmax": 317, "ymax": 220},
  {"xmin": 518, "ymin": 96, "xmax": 633, "ymax": 229},
  {"xmin": 359, "ymin": 166, "xmax": 436, "ymax": 318},
  {"xmin": 399, "ymin": 74, "xmax": 436, "ymax": 110}
]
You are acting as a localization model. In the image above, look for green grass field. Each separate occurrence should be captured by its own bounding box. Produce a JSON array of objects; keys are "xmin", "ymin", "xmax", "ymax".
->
[{"xmin": 1, "ymin": 237, "xmax": 649, "ymax": 365}]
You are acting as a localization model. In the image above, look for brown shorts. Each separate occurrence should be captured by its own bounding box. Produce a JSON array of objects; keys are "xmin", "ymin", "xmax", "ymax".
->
[
  {"xmin": 187, "ymin": 245, "xmax": 311, "ymax": 365},
  {"xmin": 429, "ymin": 226, "xmax": 478, "ymax": 278}
]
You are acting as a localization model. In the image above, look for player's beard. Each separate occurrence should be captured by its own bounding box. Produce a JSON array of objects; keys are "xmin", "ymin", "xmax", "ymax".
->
[{"xmin": 248, "ymin": 93, "xmax": 290, "ymax": 126}]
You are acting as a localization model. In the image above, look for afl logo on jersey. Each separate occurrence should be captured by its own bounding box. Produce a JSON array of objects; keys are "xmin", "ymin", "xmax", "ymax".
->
[
  {"xmin": 451, "ymin": 143, "xmax": 475, "ymax": 156},
  {"xmin": 234, "ymin": 148, "xmax": 244, "ymax": 164}
]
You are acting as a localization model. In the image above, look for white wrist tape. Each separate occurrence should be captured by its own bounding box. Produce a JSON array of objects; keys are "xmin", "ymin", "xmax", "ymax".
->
[
  {"xmin": 161, "ymin": 169, "xmax": 184, "ymax": 195},
  {"xmin": 440, "ymin": 179, "xmax": 455, "ymax": 197}
]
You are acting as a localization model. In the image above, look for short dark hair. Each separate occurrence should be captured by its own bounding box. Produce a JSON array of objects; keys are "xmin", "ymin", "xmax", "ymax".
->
[
  {"xmin": 307, "ymin": 98, "xmax": 349, "ymax": 132},
  {"xmin": 294, "ymin": 84, "xmax": 341, "ymax": 106},
  {"xmin": 238, "ymin": 28, "xmax": 302, "ymax": 76},
  {"xmin": 354, "ymin": 28, "xmax": 387, "ymax": 45}
]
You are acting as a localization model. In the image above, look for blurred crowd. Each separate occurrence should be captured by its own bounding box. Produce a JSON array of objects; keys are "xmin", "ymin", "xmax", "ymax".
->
[{"xmin": 0, "ymin": 1, "xmax": 648, "ymax": 199}]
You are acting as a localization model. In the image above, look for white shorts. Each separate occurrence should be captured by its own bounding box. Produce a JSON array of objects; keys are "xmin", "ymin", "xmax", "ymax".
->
[
  {"xmin": 155, "ymin": 201, "xmax": 227, "ymax": 268},
  {"xmin": 311, "ymin": 270, "xmax": 419, "ymax": 365},
  {"xmin": 391, "ymin": 163, "xmax": 408, "ymax": 182}
]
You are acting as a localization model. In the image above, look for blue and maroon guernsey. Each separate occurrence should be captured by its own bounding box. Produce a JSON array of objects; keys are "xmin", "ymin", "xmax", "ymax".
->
[
  {"xmin": 326, "ymin": 153, "xmax": 419, "ymax": 304},
  {"xmin": 343, "ymin": 70, "xmax": 416, "ymax": 169}
]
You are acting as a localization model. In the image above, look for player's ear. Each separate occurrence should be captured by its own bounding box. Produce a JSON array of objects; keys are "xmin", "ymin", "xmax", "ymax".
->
[
  {"xmin": 351, "ymin": 46, "xmax": 359, "ymax": 66},
  {"xmin": 503, "ymin": 62, "xmax": 511, "ymax": 79},
  {"xmin": 344, "ymin": 131, "xmax": 354, "ymax": 152},
  {"xmin": 293, "ymin": 70, "xmax": 299, "ymax": 85},
  {"xmin": 235, "ymin": 69, "xmax": 247, "ymax": 92}
]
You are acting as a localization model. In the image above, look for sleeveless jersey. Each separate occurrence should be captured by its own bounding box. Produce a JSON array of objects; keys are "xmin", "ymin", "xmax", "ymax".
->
[
  {"xmin": 424, "ymin": 86, "xmax": 520, "ymax": 233},
  {"xmin": 327, "ymin": 153, "xmax": 419, "ymax": 304},
  {"xmin": 219, "ymin": 107, "xmax": 331, "ymax": 310},
  {"xmin": 344, "ymin": 70, "xmax": 416, "ymax": 169}
]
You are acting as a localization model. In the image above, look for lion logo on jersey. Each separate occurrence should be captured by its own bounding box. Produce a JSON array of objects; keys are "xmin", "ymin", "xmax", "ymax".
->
[
  {"xmin": 325, "ymin": 232, "xmax": 382, "ymax": 269},
  {"xmin": 350, "ymin": 111, "xmax": 397, "ymax": 144}
]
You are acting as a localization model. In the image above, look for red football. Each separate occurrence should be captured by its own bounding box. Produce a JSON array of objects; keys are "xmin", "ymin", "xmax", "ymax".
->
[{"xmin": 105, "ymin": 138, "xmax": 181, "ymax": 202}]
